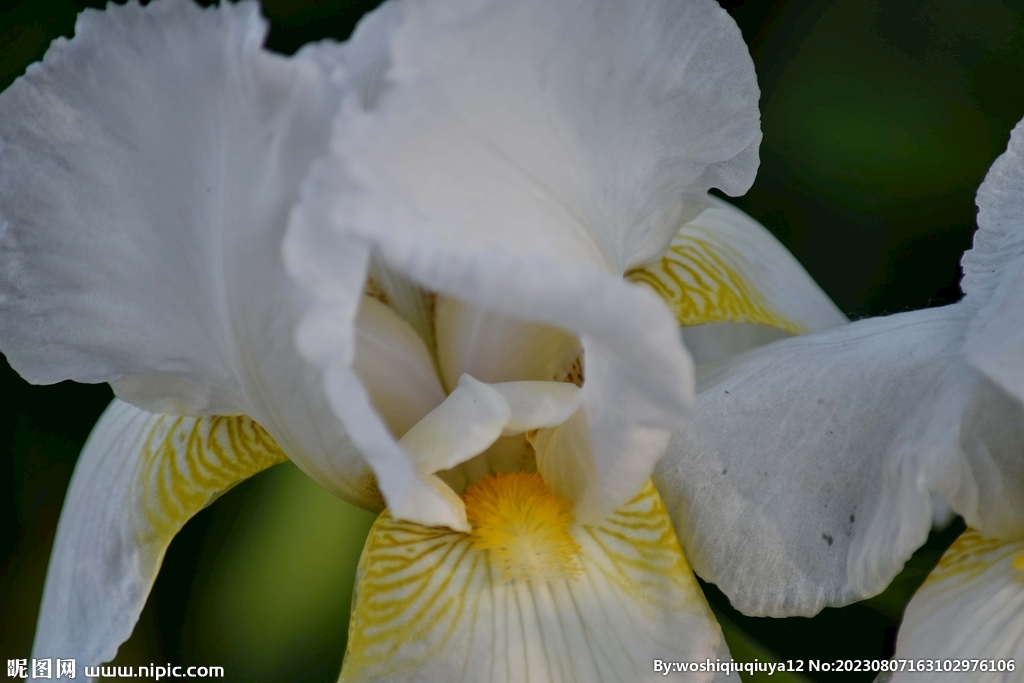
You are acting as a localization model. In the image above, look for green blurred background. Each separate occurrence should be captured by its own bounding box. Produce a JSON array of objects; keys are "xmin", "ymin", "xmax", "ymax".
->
[{"xmin": 1, "ymin": 0, "xmax": 1021, "ymax": 681}]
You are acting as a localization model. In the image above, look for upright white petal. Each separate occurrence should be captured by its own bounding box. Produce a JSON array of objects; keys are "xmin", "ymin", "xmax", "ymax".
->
[
  {"xmin": 325, "ymin": 0, "xmax": 762, "ymax": 274},
  {"xmin": 288, "ymin": 0, "xmax": 761, "ymax": 525},
  {"xmin": 890, "ymin": 529, "xmax": 1024, "ymax": 683},
  {"xmin": 32, "ymin": 401, "xmax": 287, "ymax": 678},
  {"xmin": 0, "ymin": 0, "xmax": 381, "ymax": 509},
  {"xmin": 964, "ymin": 119, "xmax": 1024, "ymax": 406}
]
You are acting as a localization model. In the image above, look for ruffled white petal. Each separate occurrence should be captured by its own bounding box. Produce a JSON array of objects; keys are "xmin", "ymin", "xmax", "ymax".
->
[
  {"xmin": 339, "ymin": 481, "xmax": 722, "ymax": 683},
  {"xmin": 330, "ymin": 0, "xmax": 760, "ymax": 273},
  {"xmin": 890, "ymin": 529, "xmax": 1024, "ymax": 683},
  {"xmin": 0, "ymin": 0, "xmax": 394, "ymax": 509},
  {"xmin": 31, "ymin": 401, "xmax": 287, "ymax": 678},
  {"xmin": 0, "ymin": 0, "xmax": 309, "ymax": 411},
  {"xmin": 963, "ymin": 119, "xmax": 1024, "ymax": 308},
  {"xmin": 964, "ymin": 119, "xmax": 1024, "ymax": 406},
  {"xmin": 286, "ymin": 0, "xmax": 761, "ymax": 524},
  {"xmin": 654, "ymin": 306, "xmax": 991, "ymax": 616}
]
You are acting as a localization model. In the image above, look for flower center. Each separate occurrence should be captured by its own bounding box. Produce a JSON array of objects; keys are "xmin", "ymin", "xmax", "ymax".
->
[{"xmin": 464, "ymin": 471, "xmax": 581, "ymax": 582}]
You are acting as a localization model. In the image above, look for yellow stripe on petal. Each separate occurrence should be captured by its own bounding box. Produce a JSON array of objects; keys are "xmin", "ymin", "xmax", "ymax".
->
[
  {"xmin": 626, "ymin": 200, "xmax": 847, "ymax": 341},
  {"xmin": 627, "ymin": 228, "xmax": 802, "ymax": 333},
  {"xmin": 922, "ymin": 527, "xmax": 1021, "ymax": 587},
  {"xmin": 32, "ymin": 401, "xmax": 290, "ymax": 670},
  {"xmin": 135, "ymin": 414, "xmax": 288, "ymax": 552},
  {"xmin": 341, "ymin": 476, "xmax": 721, "ymax": 683},
  {"xmin": 889, "ymin": 529, "xmax": 1024, "ymax": 680}
]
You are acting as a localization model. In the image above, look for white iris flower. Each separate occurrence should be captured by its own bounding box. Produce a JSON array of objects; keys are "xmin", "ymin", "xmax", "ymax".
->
[
  {"xmin": 655, "ymin": 118, "xmax": 1024, "ymax": 677},
  {"xmin": 0, "ymin": 0, "xmax": 844, "ymax": 680}
]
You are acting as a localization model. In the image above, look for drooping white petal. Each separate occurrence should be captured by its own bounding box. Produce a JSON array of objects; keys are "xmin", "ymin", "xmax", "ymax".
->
[
  {"xmin": 339, "ymin": 479, "xmax": 722, "ymax": 683},
  {"xmin": 651, "ymin": 116, "xmax": 1024, "ymax": 618},
  {"xmin": 890, "ymin": 529, "xmax": 1024, "ymax": 683},
  {"xmin": 0, "ymin": 0, "xmax": 389, "ymax": 510},
  {"xmin": 653, "ymin": 305, "xmax": 1018, "ymax": 616},
  {"xmin": 964, "ymin": 119, "xmax": 1024, "ymax": 406},
  {"xmin": 627, "ymin": 198, "xmax": 846, "ymax": 363},
  {"xmin": 31, "ymin": 401, "xmax": 287, "ymax": 678}
]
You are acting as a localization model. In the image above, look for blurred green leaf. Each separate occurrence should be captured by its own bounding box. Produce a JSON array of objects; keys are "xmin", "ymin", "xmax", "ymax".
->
[{"xmin": 187, "ymin": 463, "xmax": 376, "ymax": 682}]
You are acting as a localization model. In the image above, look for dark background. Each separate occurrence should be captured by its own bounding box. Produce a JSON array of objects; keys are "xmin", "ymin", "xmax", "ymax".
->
[{"xmin": 1, "ymin": 0, "xmax": 1021, "ymax": 681}]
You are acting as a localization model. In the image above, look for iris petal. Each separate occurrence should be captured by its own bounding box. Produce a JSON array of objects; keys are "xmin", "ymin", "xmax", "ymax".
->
[
  {"xmin": 32, "ymin": 401, "xmax": 287, "ymax": 674},
  {"xmin": 340, "ymin": 478, "xmax": 722, "ymax": 682},
  {"xmin": 890, "ymin": 529, "xmax": 1024, "ymax": 682}
]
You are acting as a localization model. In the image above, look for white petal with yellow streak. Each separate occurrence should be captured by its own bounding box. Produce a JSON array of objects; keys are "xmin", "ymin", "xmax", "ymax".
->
[
  {"xmin": 889, "ymin": 529, "xmax": 1024, "ymax": 683},
  {"xmin": 627, "ymin": 198, "xmax": 846, "ymax": 362},
  {"xmin": 339, "ymin": 480, "xmax": 721, "ymax": 683},
  {"xmin": 31, "ymin": 400, "xmax": 287, "ymax": 678}
]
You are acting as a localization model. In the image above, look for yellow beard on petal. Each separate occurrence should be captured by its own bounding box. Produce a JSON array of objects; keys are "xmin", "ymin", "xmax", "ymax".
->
[{"xmin": 464, "ymin": 471, "xmax": 581, "ymax": 582}]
